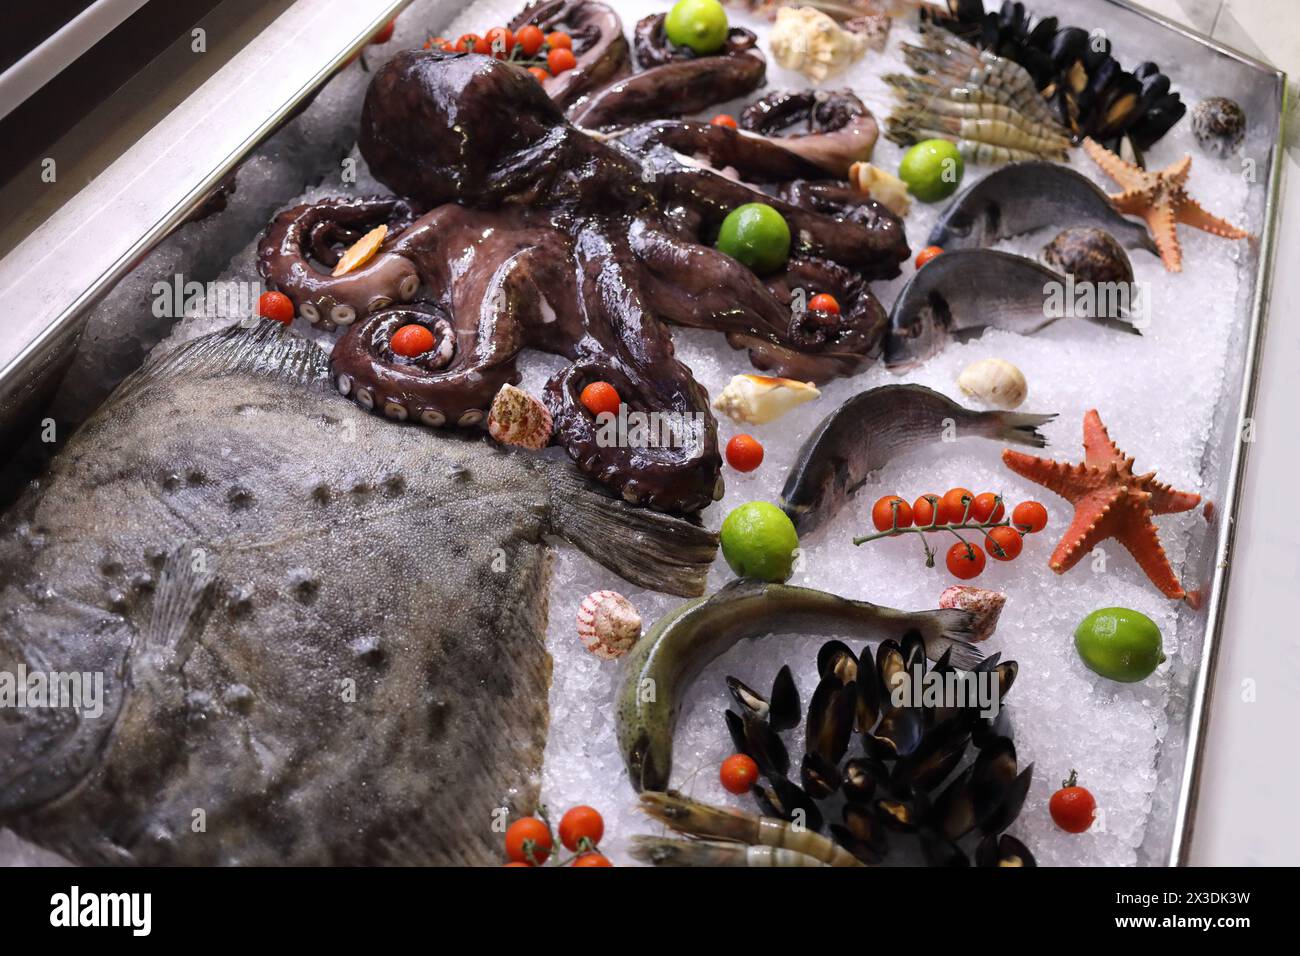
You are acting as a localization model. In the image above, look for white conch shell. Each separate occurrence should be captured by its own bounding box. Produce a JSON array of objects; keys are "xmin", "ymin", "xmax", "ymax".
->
[
  {"xmin": 956, "ymin": 358, "xmax": 1028, "ymax": 410},
  {"xmin": 769, "ymin": 6, "xmax": 868, "ymax": 82},
  {"xmin": 712, "ymin": 374, "xmax": 821, "ymax": 425},
  {"xmin": 849, "ymin": 162, "xmax": 912, "ymax": 217},
  {"xmin": 576, "ymin": 590, "xmax": 641, "ymax": 661},
  {"xmin": 487, "ymin": 384, "xmax": 553, "ymax": 449}
]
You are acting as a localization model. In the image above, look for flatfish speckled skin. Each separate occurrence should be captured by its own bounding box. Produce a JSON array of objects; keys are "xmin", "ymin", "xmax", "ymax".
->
[{"xmin": 0, "ymin": 320, "xmax": 715, "ymax": 865}]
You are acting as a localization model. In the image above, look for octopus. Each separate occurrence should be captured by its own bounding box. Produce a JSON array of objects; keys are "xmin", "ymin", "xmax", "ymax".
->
[{"xmin": 257, "ymin": 0, "xmax": 909, "ymax": 514}]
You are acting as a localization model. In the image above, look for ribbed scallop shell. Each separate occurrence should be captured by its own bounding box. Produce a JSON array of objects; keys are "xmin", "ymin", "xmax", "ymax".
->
[
  {"xmin": 487, "ymin": 384, "xmax": 553, "ymax": 450},
  {"xmin": 576, "ymin": 590, "xmax": 641, "ymax": 661}
]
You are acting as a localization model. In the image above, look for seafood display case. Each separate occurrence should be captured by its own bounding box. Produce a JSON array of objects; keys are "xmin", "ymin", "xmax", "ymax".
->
[{"xmin": 0, "ymin": 0, "xmax": 1286, "ymax": 867}]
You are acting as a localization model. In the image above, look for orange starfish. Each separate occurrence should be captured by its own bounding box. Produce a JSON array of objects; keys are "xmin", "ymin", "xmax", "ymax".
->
[
  {"xmin": 1082, "ymin": 137, "xmax": 1250, "ymax": 273},
  {"xmin": 1003, "ymin": 410, "xmax": 1202, "ymax": 600}
]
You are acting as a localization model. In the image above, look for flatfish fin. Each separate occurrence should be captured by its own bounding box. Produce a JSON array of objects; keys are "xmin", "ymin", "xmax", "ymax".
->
[
  {"xmin": 546, "ymin": 465, "xmax": 718, "ymax": 597},
  {"xmin": 110, "ymin": 319, "xmax": 332, "ymax": 408}
]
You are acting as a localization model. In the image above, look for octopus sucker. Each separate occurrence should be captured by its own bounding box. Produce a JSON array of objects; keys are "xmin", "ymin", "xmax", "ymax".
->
[{"xmin": 257, "ymin": 17, "xmax": 904, "ymax": 513}]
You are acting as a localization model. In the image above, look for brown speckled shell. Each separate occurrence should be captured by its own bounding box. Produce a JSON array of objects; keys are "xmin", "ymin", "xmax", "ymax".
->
[
  {"xmin": 1042, "ymin": 227, "xmax": 1134, "ymax": 285},
  {"xmin": 1192, "ymin": 97, "xmax": 1246, "ymax": 158}
]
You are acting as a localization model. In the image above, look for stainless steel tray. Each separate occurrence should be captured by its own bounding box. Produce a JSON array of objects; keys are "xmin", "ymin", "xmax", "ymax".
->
[{"xmin": 0, "ymin": 0, "xmax": 1286, "ymax": 865}]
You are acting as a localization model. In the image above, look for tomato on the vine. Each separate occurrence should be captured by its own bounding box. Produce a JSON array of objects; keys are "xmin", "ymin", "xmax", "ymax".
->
[
  {"xmin": 558, "ymin": 806, "xmax": 604, "ymax": 852},
  {"xmin": 504, "ymin": 817, "xmax": 552, "ymax": 864},
  {"xmin": 912, "ymin": 493, "xmax": 941, "ymax": 528},
  {"xmin": 945, "ymin": 541, "xmax": 986, "ymax": 579},
  {"xmin": 516, "ymin": 24, "xmax": 545, "ymax": 56},
  {"xmin": 969, "ymin": 492, "xmax": 1005, "ymax": 524},
  {"xmin": 871, "ymin": 495, "xmax": 913, "ymax": 533},
  {"xmin": 1013, "ymin": 500, "xmax": 1049, "ymax": 533},
  {"xmin": 985, "ymin": 525, "xmax": 1023, "ymax": 561},
  {"xmin": 1049, "ymin": 771, "xmax": 1096, "ymax": 833},
  {"xmin": 939, "ymin": 487, "xmax": 974, "ymax": 524}
]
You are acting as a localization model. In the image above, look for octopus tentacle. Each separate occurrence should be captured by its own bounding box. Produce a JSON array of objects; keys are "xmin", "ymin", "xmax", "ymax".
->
[
  {"xmin": 738, "ymin": 89, "xmax": 881, "ymax": 177},
  {"xmin": 632, "ymin": 12, "xmax": 759, "ymax": 67},
  {"xmin": 613, "ymin": 119, "xmax": 828, "ymax": 182},
  {"xmin": 509, "ymin": 0, "xmax": 631, "ymax": 107},
  {"xmin": 257, "ymin": 196, "xmax": 421, "ymax": 328}
]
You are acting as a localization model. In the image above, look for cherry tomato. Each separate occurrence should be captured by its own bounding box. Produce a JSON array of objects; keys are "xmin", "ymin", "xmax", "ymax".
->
[
  {"xmin": 720, "ymin": 753, "xmax": 760, "ymax": 794},
  {"xmin": 390, "ymin": 324, "xmax": 434, "ymax": 357},
  {"xmin": 985, "ymin": 525, "xmax": 1023, "ymax": 561},
  {"xmin": 257, "ymin": 290, "xmax": 294, "ymax": 324},
  {"xmin": 726, "ymin": 434, "xmax": 764, "ymax": 472},
  {"xmin": 871, "ymin": 495, "xmax": 913, "ymax": 533},
  {"xmin": 912, "ymin": 493, "xmax": 941, "ymax": 528},
  {"xmin": 580, "ymin": 381, "xmax": 621, "ymax": 417},
  {"xmin": 1049, "ymin": 771, "xmax": 1096, "ymax": 833},
  {"xmin": 547, "ymin": 47, "xmax": 577, "ymax": 73},
  {"xmin": 546, "ymin": 31, "xmax": 573, "ymax": 49},
  {"xmin": 558, "ymin": 806, "xmax": 604, "ymax": 852},
  {"xmin": 485, "ymin": 27, "xmax": 514, "ymax": 58},
  {"xmin": 516, "ymin": 24, "xmax": 545, "ymax": 56},
  {"xmin": 572, "ymin": 852, "xmax": 613, "ymax": 867},
  {"xmin": 939, "ymin": 487, "xmax": 974, "ymax": 525},
  {"xmin": 915, "ymin": 245, "xmax": 944, "ymax": 269},
  {"xmin": 945, "ymin": 541, "xmax": 986, "ymax": 579},
  {"xmin": 968, "ymin": 492, "xmax": 1005, "ymax": 524},
  {"xmin": 808, "ymin": 292, "xmax": 841, "ymax": 314},
  {"xmin": 1012, "ymin": 500, "xmax": 1049, "ymax": 534},
  {"xmin": 370, "ymin": 20, "xmax": 396, "ymax": 45},
  {"xmin": 710, "ymin": 113, "xmax": 738, "ymax": 128},
  {"xmin": 425, "ymin": 37, "xmax": 454, "ymax": 51},
  {"xmin": 456, "ymin": 33, "xmax": 491, "ymax": 54},
  {"xmin": 527, "ymin": 66, "xmax": 550, "ymax": 82},
  {"xmin": 502, "ymin": 861, "xmax": 532, "ymax": 867},
  {"xmin": 504, "ymin": 817, "xmax": 553, "ymax": 864}
]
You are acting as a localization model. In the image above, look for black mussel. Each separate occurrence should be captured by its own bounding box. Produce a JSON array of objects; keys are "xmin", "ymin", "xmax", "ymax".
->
[
  {"xmin": 1192, "ymin": 97, "xmax": 1247, "ymax": 158},
  {"xmin": 1026, "ymin": 16, "xmax": 1057, "ymax": 50},
  {"xmin": 769, "ymin": 664, "xmax": 801, "ymax": 732},
  {"xmin": 971, "ymin": 705, "xmax": 1014, "ymax": 749},
  {"xmin": 979, "ymin": 764, "xmax": 1033, "ymax": 835},
  {"xmin": 830, "ymin": 824, "xmax": 883, "ymax": 866},
  {"xmin": 865, "ymin": 706, "xmax": 925, "ymax": 760},
  {"xmin": 920, "ymin": 828, "xmax": 970, "ymax": 867},
  {"xmin": 1132, "ymin": 95, "xmax": 1186, "ymax": 150},
  {"xmin": 727, "ymin": 676, "xmax": 769, "ymax": 718},
  {"xmin": 900, "ymin": 630, "xmax": 927, "ymax": 679},
  {"xmin": 876, "ymin": 639, "xmax": 906, "ymax": 701},
  {"xmin": 893, "ymin": 718, "xmax": 971, "ymax": 793},
  {"xmin": 998, "ymin": 1, "xmax": 1026, "ymax": 33},
  {"xmin": 1134, "ymin": 60, "xmax": 1161, "ymax": 81},
  {"xmin": 1050, "ymin": 27, "xmax": 1089, "ymax": 67},
  {"xmin": 807, "ymin": 676, "xmax": 857, "ymax": 766},
  {"xmin": 1043, "ymin": 227, "xmax": 1134, "ymax": 285},
  {"xmin": 976, "ymin": 833, "xmax": 1037, "ymax": 867},
  {"xmin": 969, "ymin": 736, "xmax": 1019, "ymax": 826},
  {"xmin": 1094, "ymin": 75, "xmax": 1143, "ymax": 140},
  {"xmin": 842, "ymin": 802, "xmax": 889, "ymax": 854},
  {"xmin": 934, "ymin": 765, "xmax": 977, "ymax": 840},
  {"xmin": 842, "ymin": 757, "xmax": 886, "ymax": 802},
  {"xmin": 801, "ymin": 751, "xmax": 842, "ymax": 800},
  {"xmin": 725, "ymin": 708, "xmax": 790, "ymax": 778},
  {"xmin": 855, "ymin": 660, "xmax": 882, "ymax": 734},
  {"xmin": 817, "ymin": 640, "xmax": 858, "ymax": 684},
  {"xmin": 876, "ymin": 794, "xmax": 929, "ymax": 833},
  {"xmin": 755, "ymin": 777, "xmax": 824, "ymax": 832},
  {"xmin": 996, "ymin": 660, "xmax": 1018, "ymax": 698}
]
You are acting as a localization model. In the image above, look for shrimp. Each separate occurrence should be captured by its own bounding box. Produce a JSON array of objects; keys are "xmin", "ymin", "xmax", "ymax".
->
[
  {"xmin": 891, "ymin": 109, "xmax": 1069, "ymax": 158},
  {"xmin": 637, "ymin": 791, "xmax": 865, "ymax": 867},
  {"xmin": 630, "ymin": 836, "xmax": 830, "ymax": 867},
  {"xmin": 892, "ymin": 91, "xmax": 1070, "ymax": 143}
]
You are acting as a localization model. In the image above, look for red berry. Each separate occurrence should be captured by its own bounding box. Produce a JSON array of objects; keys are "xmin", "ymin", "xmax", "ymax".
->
[
  {"xmin": 557, "ymin": 806, "xmax": 604, "ymax": 852},
  {"xmin": 572, "ymin": 852, "xmax": 613, "ymax": 867},
  {"xmin": 808, "ymin": 292, "xmax": 840, "ymax": 315},
  {"xmin": 1049, "ymin": 771, "xmax": 1097, "ymax": 833},
  {"xmin": 985, "ymin": 526, "xmax": 1023, "ymax": 561},
  {"xmin": 969, "ymin": 492, "xmax": 1005, "ymax": 524},
  {"xmin": 527, "ymin": 66, "xmax": 550, "ymax": 82},
  {"xmin": 915, "ymin": 245, "xmax": 944, "ymax": 269},
  {"xmin": 390, "ymin": 324, "xmax": 435, "ymax": 357},
  {"xmin": 484, "ymin": 27, "xmax": 513, "ymax": 58},
  {"xmin": 1012, "ymin": 500, "xmax": 1049, "ymax": 534},
  {"xmin": 546, "ymin": 31, "xmax": 572, "ymax": 49},
  {"xmin": 945, "ymin": 541, "xmax": 986, "ymax": 579},
  {"xmin": 504, "ymin": 817, "xmax": 553, "ymax": 864},
  {"xmin": 580, "ymin": 381, "xmax": 621, "ymax": 417},
  {"xmin": 710, "ymin": 114, "xmax": 738, "ymax": 129},
  {"xmin": 725, "ymin": 434, "xmax": 764, "ymax": 472},
  {"xmin": 547, "ymin": 47, "xmax": 577, "ymax": 73},
  {"xmin": 370, "ymin": 21, "xmax": 395, "ymax": 45},
  {"xmin": 871, "ymin": 495, "xmax": 913, "ymax": 533},
  {"xmin": 516, "ymin": 24, "xmax": 545, "ymax": 56},
  {"xmin": 720, "ymin": 753, "xmax": 760, "ymax": 794},
  {"xmin": 912, "ymin": 494, "xmax": 941, "ymax": 528},
  {"xmin": 257, "ymin": 290, "xmax": 294, "ymax": 324},
  {"xmin": 939, "ymin": 487, "xmax": 974, "ymax": 524}
]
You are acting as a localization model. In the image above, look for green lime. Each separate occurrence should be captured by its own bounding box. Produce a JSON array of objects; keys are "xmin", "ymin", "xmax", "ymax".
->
[
  {"xmin": 664, "ymin": 0, "xmax": 730, "ymax": 55},
  {"xmin": 720, "ymin": 501, "xmax": 800, "ymax": 582},
  {"xmin": 898, "ymin": 139, "xmax": 965, "ymax": 203},
  {"xmin": 716, "ymin": 202, "xmax": 791, "ymax": 275},
  {"xmin": 1074, "ymin": 607, "xmax": 1166, "ymax": 683}
]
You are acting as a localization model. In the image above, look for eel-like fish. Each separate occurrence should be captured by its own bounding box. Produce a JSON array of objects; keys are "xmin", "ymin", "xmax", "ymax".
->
[
  {"xmin": 0, "ymin": 320, "xmax": 716, "ymax": 865},
  {"xmin": 883, "ymin": 249, "xmax": 1142, "ymax": 369},
  {"xmin": 927, "ymin": 161, "xmax": 1158, "ymax": 254},
  {"xmin": 615, "ymin": 580, "xmax": 980, "ymax": 793},
  {"xmin": 780, "ymin": 384, "xmax": 1055, "ymax": 534}
]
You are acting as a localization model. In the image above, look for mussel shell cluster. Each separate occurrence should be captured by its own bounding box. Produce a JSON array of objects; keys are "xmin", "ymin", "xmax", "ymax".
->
[
  {"xmin": 926, "ymin": 0, "xmax": 1185, "ymax": 153},
  {"xmin": 723, "ymin": 633, "xmax": 1034, "ymax": 866}
]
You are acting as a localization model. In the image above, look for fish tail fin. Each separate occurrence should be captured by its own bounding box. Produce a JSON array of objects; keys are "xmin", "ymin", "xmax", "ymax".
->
[
  {"xmin": 914, "ymin": 608, "xmax": 984, "ymax": 668},
  {"xmin": 547, "ymin": 466, "xmax": 718, "ymax": 597},
  {"xmin": 112, "ymin": 319, "xmax": 331, "ymax": 406},
  {"xmin": 976, "ymin": 410, "xmax": 1057, "ymax": 449}
]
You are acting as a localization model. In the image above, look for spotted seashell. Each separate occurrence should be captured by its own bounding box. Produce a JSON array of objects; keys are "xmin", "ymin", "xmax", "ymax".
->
[
  {"xmin": 487, "ymin": 384, "xmax": 553, "ymax": 450},
  {"xmin": 1042, "ymin": 227, "xmax": 1133, "ymax": 285},
  {"xmin": 939, "ymin": 585, "xmax": 1006, "ymax": 643},
  {"xmin": 576, "ymin": 590, "xmax": 641, "ymax": 661},
  {"xmin": 1192, "ymin": 97, "xmax": 1246, "ymax": 158}
]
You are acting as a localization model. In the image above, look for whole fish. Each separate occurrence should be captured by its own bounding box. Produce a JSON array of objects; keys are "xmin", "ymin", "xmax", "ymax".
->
[
  {"xmin": 616, "ymin": 579, "xmax": 980, "ymax": 792},
  {"xmin": 927, "ymin": 162, "xmax": 1158, "ymax": 254},
  {"xmin": 0, "ymin": 320, "xmax": 715, "ymax": 865},
  {"xmin": 883, "ymin": 249, "xmax": 1141, "ymax": 369},
  {"xmin": 780, "ymin": 384, "xmax": 1055, "ymax": 534}
]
